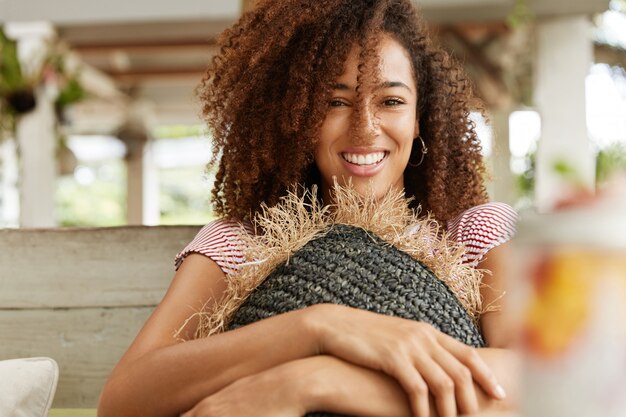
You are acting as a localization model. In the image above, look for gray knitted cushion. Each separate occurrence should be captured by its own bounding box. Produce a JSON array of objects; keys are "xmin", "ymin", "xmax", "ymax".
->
[{"xmin": 227, "ymin": 224, "xmax": 484, "ymax": 416}]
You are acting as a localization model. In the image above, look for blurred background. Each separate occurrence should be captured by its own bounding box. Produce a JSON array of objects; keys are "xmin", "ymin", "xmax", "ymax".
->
[{"xmin": 1, "ymin": 0, "xmax": 625, "ymax": 228}]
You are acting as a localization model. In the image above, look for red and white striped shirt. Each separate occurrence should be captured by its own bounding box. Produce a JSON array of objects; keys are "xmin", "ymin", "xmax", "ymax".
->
[
  {"xmin": 447, "ymin": 202, "xmax": 518, "ymax": 266},
  {"xmin": 175, "ymin": 202, "xmax": 517, "ymax": 274}
]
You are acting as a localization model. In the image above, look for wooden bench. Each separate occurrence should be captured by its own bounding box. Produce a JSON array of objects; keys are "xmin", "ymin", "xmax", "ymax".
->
[{"xmin": 0, "ymin": 226, "xmax": 199, "ymax": 409}]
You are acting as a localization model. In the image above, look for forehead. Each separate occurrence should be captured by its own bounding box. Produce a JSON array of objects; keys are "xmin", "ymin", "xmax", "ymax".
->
[{"xmin": 338, "ymin": 34, "xmax": 415, "ymax": 90}]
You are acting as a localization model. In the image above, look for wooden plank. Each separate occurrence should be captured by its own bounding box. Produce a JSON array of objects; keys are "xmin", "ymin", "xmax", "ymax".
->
[
  {"xmin": 527, "ymin": 0, "xmax": 609, "ymax": 18},
  {"xmin": 420, "ymin": 0, "xmax": 608, "ymax": 23},
  {"xmin": 49, "ymin": 410, "xmax": 97, "ymax": 417},
  {"xmin": 0, "ymin": 306, "xmax": 187, "ymax": 408},
  {"xmin": 0, "ymin": 226, "xmax": 199, "ymax": 308}
]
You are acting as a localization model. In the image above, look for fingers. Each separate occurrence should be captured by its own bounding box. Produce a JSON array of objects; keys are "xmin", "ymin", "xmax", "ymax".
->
[
  {"xmin": 392, "ymin": 359, "xmax": 431, "ymax": 417},
  {"xmin": 431, "ymin": 347, "xmax": 478, "ymax": 415},
  {"xmin": 393, "ymin": 324, "xmax": 492, "ymax": 417},
  {"xmin": 318, "ymin": 308, "xmax": 503, "ymax": 415},
  {"xmin": 390, "ymin": 331, "xmax": 461, "ymax": 417},
  {"xmin": 436, "ymin": 332, "xmax": 507, "ymax": 401},
  {"xmin": 413, "ymin": 352, "xmax": 458, "ymax": 417}
]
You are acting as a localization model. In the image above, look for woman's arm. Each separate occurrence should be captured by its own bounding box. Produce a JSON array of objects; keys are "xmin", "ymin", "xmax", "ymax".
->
[
  {"xmin": 99, "ymin": 254, "xmax": 505, "ymax": 417},
  {"xmin": 184, "ymin": 349, "xmax": 519, "ymax": 417},
  {"xmin": 98, "ymin": 255, "xmax": 322, "ymax": 417},
  {"xmin": 478, "ymin": 243, "xmax": 515, "ymax": 348}
]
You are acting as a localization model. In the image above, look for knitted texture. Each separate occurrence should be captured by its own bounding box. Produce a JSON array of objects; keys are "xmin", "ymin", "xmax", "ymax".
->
[
  {"xmin": 228, "ymin": 224, "xmax": 484, "ymax": 417},
  {"xmin": 228, "ymin": 224, "xmax": 484, "ymax": 345}
]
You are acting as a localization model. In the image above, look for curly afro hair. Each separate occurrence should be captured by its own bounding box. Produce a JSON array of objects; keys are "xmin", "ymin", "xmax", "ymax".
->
[{"xmin": 198, "ymin": 0, "xmax": 488, "ymax": 224}]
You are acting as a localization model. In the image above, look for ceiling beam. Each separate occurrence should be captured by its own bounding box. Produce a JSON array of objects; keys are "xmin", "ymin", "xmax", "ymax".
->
[
  {"xmin": 418, "ymin": 0, "xmax": 608, "ymax": 23},
  {"xmin": 595, "ymin": 44, "xmax": 626, "ymax": 69},
  {"xmin": 70, "ymin": 39, "xmax": 217, "ymax": 54},
  {"xmin": 3, "ymin": 0, "xmax": 240, "ymax": 25},
  {"xmin": 104, "ymin": 68, "xmax": 205, "ymax": 81}
]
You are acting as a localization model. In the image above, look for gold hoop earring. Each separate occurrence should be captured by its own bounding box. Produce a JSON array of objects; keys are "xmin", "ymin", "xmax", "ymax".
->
[{"xmin": 408, "ymin": 135, "xmax": 428, "ymax": 167}]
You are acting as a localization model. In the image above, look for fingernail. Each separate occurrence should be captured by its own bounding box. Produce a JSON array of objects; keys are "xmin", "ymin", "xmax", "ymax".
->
[{"xmin": 494, "ymin": 384, "xmax": 507, "ymax": 399}]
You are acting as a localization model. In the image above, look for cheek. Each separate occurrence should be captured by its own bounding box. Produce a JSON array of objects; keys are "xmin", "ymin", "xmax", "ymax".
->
[
  {"xmin": 313, "ymin": 132, "xmax": 330, "ymax": 171},
  {"xmin": 387, "ymin": 113, "xmax": 418, "ymax": 146},
  {"xmin": 316, "ymin": 114, "xmax": 346, "ymax": 153},
  {"xmin": 402, "ymin": 111, "xmax": 419, "ymax": 143},
  {"xmin": 321, "ymin": 111, "xmax": 351, "ymax": 137}
]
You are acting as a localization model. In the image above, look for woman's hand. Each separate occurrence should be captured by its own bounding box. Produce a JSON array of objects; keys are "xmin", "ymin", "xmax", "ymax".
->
[
  {"xmin": 181, "ymin": 349, "xmax": 517, "ymax": 417},
  {"xmin": 308, "ymin": 304, "xmax": 507, "ymax": 417},
  {"xmin": 180, "ymin": 362, "xmax": 307, "ymax": 417}
]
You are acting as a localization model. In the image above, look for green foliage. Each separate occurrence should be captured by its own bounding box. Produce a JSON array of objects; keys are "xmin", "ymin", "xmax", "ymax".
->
[
  {"xmin": 1, "ymin": 26, "xmax": 30, "ymax": 130},
  {"xmin": 55, "ymin": 163, "xmax": 126, "ymax": 227},
  {"xmin": 515, "ymin": 150, "xmax": 535, "ymax": 198},
  {"xmin": 506, "ymin": 0, "xmax": 533, "ymax": 29},
  {"xmin": 552, "ymin": 158, "xmax": 585, "ymax": 187},
  {"xmin": 153, "ymin": 125, "xmax": 205, "ymax": 140},
  {"xmin": 1, "ymin": 26, "xmax": 88, "ymax": 131},
  {"xmin": 514, "ymin": 143, "xmax": 626, "ymax": 201},
  {"xmin": 56, "ymin": 78, "xmax": 87, "ymax": 108},
  {"xmin": 597, "ymin": 143, "xmax": 626, "ymax": 184},
  {"xmin": 158, "ymin": 165, "xmax": 214, "ymax": 225},
  {"xmin": 0, "ymin": 27, "xmax": 26, "ymax": 93},
  {"xmin": 56, "ymin": 160, "xmax": 215, "ymax": 227}
]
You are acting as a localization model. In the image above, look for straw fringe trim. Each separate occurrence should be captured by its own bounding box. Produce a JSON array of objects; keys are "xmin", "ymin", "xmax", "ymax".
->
[{"xmin": 176, "ymin": 183, "xmax": 485, "ymax": 340}]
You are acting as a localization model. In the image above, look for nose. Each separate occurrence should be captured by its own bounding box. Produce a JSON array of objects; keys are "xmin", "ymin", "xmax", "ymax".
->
[{"xmin": 351, "ymin": 104, "xmax": 380, "ymax": 146}]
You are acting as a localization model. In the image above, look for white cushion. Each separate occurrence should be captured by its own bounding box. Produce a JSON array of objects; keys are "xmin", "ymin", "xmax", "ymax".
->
[{"xmin": 0, "ymin": 357, "xmax": 59, "ymax": 417}]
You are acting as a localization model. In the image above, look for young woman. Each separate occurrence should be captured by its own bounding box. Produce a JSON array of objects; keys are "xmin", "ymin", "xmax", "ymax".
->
[{"xmin": 98, "ymin": 1, "xmax": 519, "ymax": 416}]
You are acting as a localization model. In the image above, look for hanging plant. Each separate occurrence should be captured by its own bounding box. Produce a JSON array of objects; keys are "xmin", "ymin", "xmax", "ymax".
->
[
  {"xmin": 55, "ymin": 78, "xmax": 86, "ymax": 123},
  {"xmin": 44, "ymin": 51, "xmax": 88, "ymax": 175},
  {"xmin": 0, "ymin": 27, "xmax": 37, "ymax": 118},
  {"xmin": 506, "ymin": 0, "xmax": 532, "ymax": 29},
  {"xmin": 1, "ymin": 26, "xmax": 89, "ymax": 181},
  {"xmin": 44, "ymin": 48, "xmax": 88, "ymax": 124}
]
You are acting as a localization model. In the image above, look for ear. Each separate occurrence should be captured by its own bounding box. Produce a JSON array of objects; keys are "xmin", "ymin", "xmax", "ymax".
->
[{"xmin": 413, "ymin": 121, "xmax": 420, "ymax": 139}]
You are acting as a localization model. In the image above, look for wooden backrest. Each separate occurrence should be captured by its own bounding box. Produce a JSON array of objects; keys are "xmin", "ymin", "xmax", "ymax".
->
[{"xmin": 0, "ymin": 226, "xmax": 199, "ymax": 407}]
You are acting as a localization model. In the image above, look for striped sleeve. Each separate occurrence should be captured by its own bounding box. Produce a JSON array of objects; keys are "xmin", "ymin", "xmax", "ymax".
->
[
  {"xmin": 447, "ymin": 202, "xmax": 518, "ymax": 267},
  {"xmin": 174, "ymin": 219, "xmax": 253, "ymax": 276}
]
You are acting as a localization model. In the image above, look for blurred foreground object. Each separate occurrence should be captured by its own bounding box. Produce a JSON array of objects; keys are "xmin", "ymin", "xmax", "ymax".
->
[{"xmin": 514, "ymin": 175, "xmax": 626, "ymax": 417}]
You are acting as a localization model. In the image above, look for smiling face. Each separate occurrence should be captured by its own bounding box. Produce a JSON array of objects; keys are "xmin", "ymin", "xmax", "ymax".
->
[{"xmin": 314, "ymin": 34, "xmax": 419, "ymax": 203}]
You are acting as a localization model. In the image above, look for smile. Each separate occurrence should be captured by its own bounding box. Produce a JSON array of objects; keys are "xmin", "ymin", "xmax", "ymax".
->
[{"xmin": 340, "ymin": 151, "xmax": 387, "ymax": 166}]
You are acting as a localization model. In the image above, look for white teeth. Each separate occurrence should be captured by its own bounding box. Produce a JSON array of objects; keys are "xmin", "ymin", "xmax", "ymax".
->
[{"xmin": 341, "ymin": 152, "xmax": 385, "ymax": 166}]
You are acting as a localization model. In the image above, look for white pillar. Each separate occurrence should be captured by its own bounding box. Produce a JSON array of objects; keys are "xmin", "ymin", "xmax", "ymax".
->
[
  {"xmin": 126, "ymin": 141, "xmax": 145, "ymax": 225},
  {"xmin": 120, "ymin": 99, "xmax": 156, "ymax": 225},
  {"xmin": 534, "ymin": 16, "xmax": 595, "ymax": 212},
  {"xmin": 126, "ymin": 140, "xmax": 159, "ymax": 226},
  {"xmin": 142, "ymin": 141, "xmax": 160, "ymax": 226},
  {"xmin": 6, "ymin": 22, "xmax": 58, "ymax": 227},
  {"xmin": 491, "ymin": 107, "xmax": 515, "ymax": 205},
  {"xmin": 16, "ymin": 85, "xmax": 58, "ymax": 228},
  {"xmin": 1, "ymin": 138, "xmax": 20, "ymax": 227}
]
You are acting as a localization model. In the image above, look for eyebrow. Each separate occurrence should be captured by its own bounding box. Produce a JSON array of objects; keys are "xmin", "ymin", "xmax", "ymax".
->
[{"xmin": 333, "ymin": 81, "xmax": 413, "ymax": 93}]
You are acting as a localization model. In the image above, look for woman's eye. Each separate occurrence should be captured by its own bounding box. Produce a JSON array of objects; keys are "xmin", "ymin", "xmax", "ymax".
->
[
  {"xmin": 329, "ymin": 99, "xmax": 347, "ymax": 107},
  {"xmin": 383, "ymin": 98, "xmax": 404, "ymax": 106}
]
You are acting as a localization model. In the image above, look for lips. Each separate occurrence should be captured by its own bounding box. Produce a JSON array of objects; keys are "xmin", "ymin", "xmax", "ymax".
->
[
  {"xmin": 341, "ymin": 151, "xmax": 386, "ymax": 166},
  {"xmin": 339, "ymin": 150, "xmax": 388, "ymax": 176}
]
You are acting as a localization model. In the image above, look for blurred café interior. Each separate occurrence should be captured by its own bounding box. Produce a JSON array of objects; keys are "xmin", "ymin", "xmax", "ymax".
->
[
  {"xmin": 2, "ymin": 0, "xmax": 626, "ymax": 415},
  {"xmin": 1, "ymin": 0, "xmax": 624, "ymax": 229}
]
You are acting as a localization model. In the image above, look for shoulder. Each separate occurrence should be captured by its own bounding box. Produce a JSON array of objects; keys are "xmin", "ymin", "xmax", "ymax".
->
[
  {"xmin": 447, "ymin": 202, "xmax": 518, "ymax": 266},
  {"xmin": 174, "ymin": 219, "xmax": 254, "ymax": 275}
]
